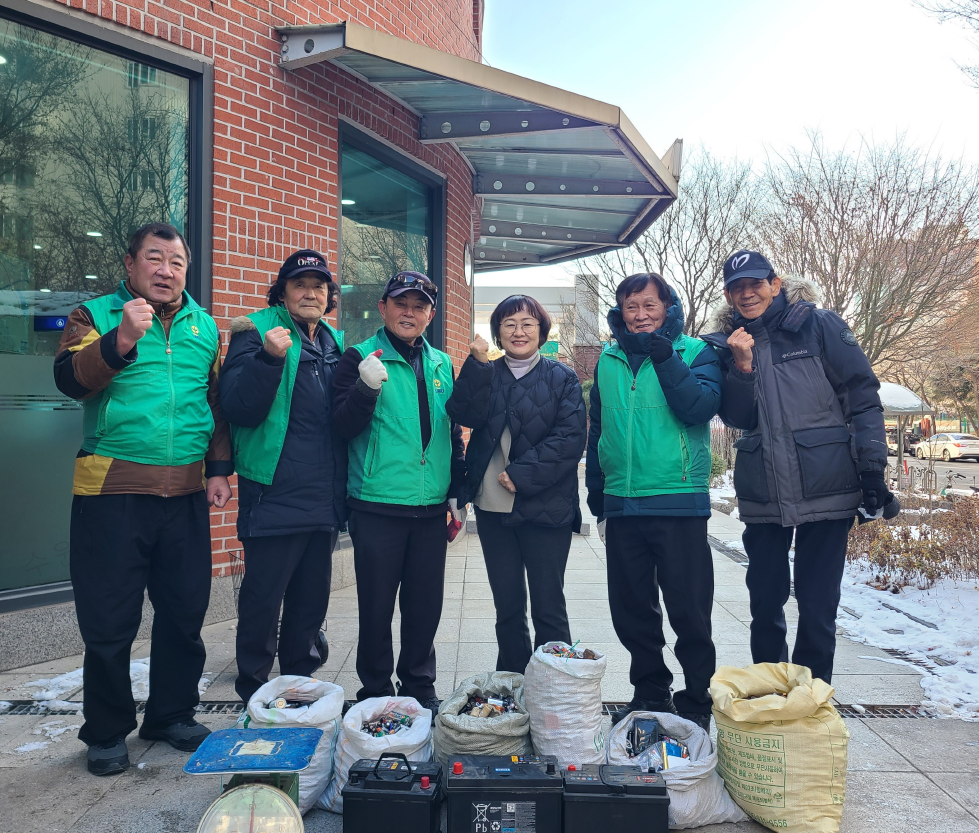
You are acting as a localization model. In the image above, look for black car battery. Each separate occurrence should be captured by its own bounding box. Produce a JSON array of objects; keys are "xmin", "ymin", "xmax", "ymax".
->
[
  {"xmin": 342, "ymin": 753, "xmax": 444, "ymax": 833},
  {"xmin": 562, "ymin": 764, "xmax": 669, "ymax": 833},
  {"xmin": 445, "ymin": 754, "xmax": 563, "ymax": 833}
]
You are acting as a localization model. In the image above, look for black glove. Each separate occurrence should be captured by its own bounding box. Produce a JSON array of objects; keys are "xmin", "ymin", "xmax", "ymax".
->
[
  {"xmin": 586, "ymin": 490, "xmax": 605, "ymax": 520},
  {"xmin": 648, "ymin": 333, "xmax": 674, "ymax": 364},
  {"xmin": 859, "ymin": 471, "xmax": 889, "ymax": 516}
]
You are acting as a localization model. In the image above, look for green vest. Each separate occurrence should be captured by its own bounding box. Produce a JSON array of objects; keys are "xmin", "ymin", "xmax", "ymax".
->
[
  {"xmin": 81, "ymin": 282, "xmax": 220, "ymax": 466},
  {"xmin": 597, "ymin": 335, "xmax": 711, "ymax": 496},
  {"xmin": 230, "ymin": 306, "xmax": 344, "ymax": 485},
  {"xmin": 346, "ymin": 328, "xmax": 454, "ymax": 506}
]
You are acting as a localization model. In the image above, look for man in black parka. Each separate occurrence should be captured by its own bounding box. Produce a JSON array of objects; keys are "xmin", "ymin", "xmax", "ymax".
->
[{"xmin": 703, "ymin": 250, "xmax": 892, "ymax": 683}]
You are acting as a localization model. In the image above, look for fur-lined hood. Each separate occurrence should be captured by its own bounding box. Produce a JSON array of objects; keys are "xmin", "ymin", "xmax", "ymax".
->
[
  {"xmin": 230, "ymin": 315, "xmax": 259, "ymax": 335},
  {"xmin": 705, "ymin": 276, "xmax": 820, "ymax": 336}
]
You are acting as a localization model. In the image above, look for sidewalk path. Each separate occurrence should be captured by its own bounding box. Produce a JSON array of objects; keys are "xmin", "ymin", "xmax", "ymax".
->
[{"xmin": 1, "ymin": 492, "xmax": 976, "ymax": 831}]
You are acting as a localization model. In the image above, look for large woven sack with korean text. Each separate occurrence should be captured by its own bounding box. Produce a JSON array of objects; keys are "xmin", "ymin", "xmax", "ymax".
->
[{"xmin": 711, "ymin": 663, "xmax": 849, "ymax": 833}]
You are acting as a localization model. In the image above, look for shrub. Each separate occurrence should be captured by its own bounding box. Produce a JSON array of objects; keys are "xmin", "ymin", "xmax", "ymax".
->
[
  {"xmin": 580, "ymin": 378, "xmax": 593, "ymax": 411},
  {"xmin": 710, "ymin": 453, "xmax": 727, "ymax": 486},
  {"xmin": 847, "ymin": 496, "xmax": 979, "ymax": 587}
]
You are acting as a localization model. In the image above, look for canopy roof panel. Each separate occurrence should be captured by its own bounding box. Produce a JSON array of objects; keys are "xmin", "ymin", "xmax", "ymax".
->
[{"xmin": 277, "ymin": 20, "xmax": 680, "ymax": 272}]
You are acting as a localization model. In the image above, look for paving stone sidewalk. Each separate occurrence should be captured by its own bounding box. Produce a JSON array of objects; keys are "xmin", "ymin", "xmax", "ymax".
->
[{"xmin": 0, "ymin": 501, "xmax": 976, "ymax": 831}]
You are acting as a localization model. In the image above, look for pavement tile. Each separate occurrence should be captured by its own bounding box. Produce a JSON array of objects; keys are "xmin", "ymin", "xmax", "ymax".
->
[
  {"xmin": 928, "ymin": 773, "xmax": 979, "ymax": 817},
  {"xmin": 563, "ymin": 584, "xmax": 610, "ymax": 600},
  {"xmin": 844, "ymin": 718, "xmax": 916, "ymax": 772},
  {"xmin": 839, "ymin": 771, "xmax": 979, "ymax": 832},
  {"xmin": 863, "ymin": 718, "xmax": 979, "ymax": 772},
  {"xmin": 831, "ymin": 674, "xmax": 925, "ymax": 706}
]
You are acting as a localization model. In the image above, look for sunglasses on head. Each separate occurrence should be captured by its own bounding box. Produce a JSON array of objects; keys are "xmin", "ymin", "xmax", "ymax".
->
[{"xmin": 390, "ymin": 271, "xmax": 438, "ymax": 297}]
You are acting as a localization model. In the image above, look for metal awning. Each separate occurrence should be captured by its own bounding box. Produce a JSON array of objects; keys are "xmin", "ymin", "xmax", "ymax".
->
[{"xmin": 276, "ymin": 20, "xmax": 681, "ymax": 272}]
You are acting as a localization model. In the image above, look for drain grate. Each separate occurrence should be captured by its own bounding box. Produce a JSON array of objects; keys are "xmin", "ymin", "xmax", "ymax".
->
[
  {"xmin": 708, "ymin": 536, "xmax": 748, "ymax": 564},
  {"xmin": 2, "ymin": 700, "xmax": 935, "ymax": 719}
]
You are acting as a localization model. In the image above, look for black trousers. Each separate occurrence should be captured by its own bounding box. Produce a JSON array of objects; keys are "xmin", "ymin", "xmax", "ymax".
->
[
  {"xmin": 235, "ymin": 529, "xmax": 338, "ymax": 704},
  {"xmin": 69, "ymin": 493, "xmax": 211, "ymax": 746},
  {"xmin": 474, "ymin": 507, "xmax": 572, "ymax": 674},
  {"xmin": 605, "ymin": 515, "xmax": 716, "ymax": 715},
  {"xmin": 743, "ymin": 517, "xmax": 853, "ymax": 683},
  {"xmin": 349, "ymin": 510, "xmax": 446, "ymax": 701}
]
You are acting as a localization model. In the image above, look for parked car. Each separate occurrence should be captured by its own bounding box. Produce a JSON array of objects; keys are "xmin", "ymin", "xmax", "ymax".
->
[{"xmin": 911, "ymin": 433, "xmax": 979, "ymax": 462}]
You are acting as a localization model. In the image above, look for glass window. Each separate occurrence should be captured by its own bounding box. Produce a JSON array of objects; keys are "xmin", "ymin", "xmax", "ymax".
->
[
  {"xmin": 340, "ymin": 141, "xmax": 432, "ymax": 346},
  {"xmin": 0, "ymin": 17, "xmax": 192, "ymax": 594}
]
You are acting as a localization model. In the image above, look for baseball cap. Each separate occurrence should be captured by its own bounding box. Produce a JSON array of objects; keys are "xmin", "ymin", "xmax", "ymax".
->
[
  {"xmin": 277, "ymin": 249, "xmax": 333, "ymax": 283},
  {"xmin": 723, "ymin": 250, "xmax": 775, "ymax": 286},
  {"xmin": 383, "ymin": 271, "xmax": 438, "ymax": 306}
]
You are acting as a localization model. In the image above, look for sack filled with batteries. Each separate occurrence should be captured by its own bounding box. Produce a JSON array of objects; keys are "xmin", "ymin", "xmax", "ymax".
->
[
  {"xmin": 245, "ymin": 675, "xmax": 345, "ymax": 814},
  {"xmin": 316, "ymin": 695, "xmax": 433, "ymax": 814},
  {"xmin": 606, "ymin": 711, "xmax": 746, "ymax": 829},
  {"xmin": 432, "ymin": 671, "xmax": 532, "ymax": 766}
]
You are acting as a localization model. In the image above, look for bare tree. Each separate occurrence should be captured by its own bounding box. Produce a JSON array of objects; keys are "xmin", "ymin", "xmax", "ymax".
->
[
  {"xmin": 760, "ymin": 132, "xmax": 979, "ymax": 366},
  {"xmin": 927, "ymin": 279, "xmax": 979, "ymax": 430},
  {"xmin": 916, "ymin": 1, "xmax": 979, "ymax": 86},
  {"xmin": 569, "ymin": 148, "xmax": 761, "ymax": 337}
]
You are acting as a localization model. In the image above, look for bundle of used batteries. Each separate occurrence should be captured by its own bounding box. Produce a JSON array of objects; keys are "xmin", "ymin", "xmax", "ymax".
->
[
  {"xmin": 542, "ymin": 644, "xmax": 600, "ymax": 660},
  {"xmin": 459, "ymin": 692, "xmax": 518, "ymax": 718},
  {"xmin": 265, "ymin": 689, "xmax": 321, "ymax": 709},
  {"xmin": 360, "ymin": 711, "xmax": 414, "ymax": 737},
  {"xmin": 626, "ymin": 716, "xmax": 690, "ymax": 771}
]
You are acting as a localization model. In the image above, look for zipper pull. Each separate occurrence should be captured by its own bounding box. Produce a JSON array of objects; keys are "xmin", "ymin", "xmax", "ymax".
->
[
  {"xmin": 631, "ymin": 380, "xmax": 636, "ymax": 391},
  {"xmin": 166, "ymin": 346, "xmax": 172, "ymax": 355},
  {"xmin": 682, "ymin": 475, "xmax": 687, "ymax": 482},
  {"xmin": 421, "ymin": 455, "xmax": 426, "ymax": 465}
]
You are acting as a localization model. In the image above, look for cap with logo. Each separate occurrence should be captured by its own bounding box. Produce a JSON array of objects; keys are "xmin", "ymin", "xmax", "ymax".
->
[
  {"xmin": 277, "ymin": 249, "xmax": 333, "ymax": 284},
  {"xmin": 383, "ymin": 271, "xmax": 438, "ymax": 306},
  {"xmin": 723, "ymin": 250, "xmax": 775, "ymax": 287}
]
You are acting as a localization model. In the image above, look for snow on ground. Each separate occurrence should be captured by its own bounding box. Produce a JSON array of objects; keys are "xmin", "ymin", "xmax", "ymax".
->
[
  {"xmin": 710, "ymin": 471, "xmax": 736, "ymax": 503},
  {"xmin": 24, "ymin": 659, "xmax": 213, "ymax": 703},
  {"xmin": 839, "ymin": 561, "xmax": 979, "ymax": 720}
]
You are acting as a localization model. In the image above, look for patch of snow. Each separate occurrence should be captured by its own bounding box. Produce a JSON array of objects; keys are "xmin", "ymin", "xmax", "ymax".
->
[
  {"xmin": 730, "ymin": 506, "xmax": 740, "ymax": 520},
  {"xmin": 36, "ymin": 700, "xmax": 82, "ymax": 712},
  {"xmin": 25, "ymin": 667, "xmax": 83, "ymax": 700},
  {"xmin": 14, "ymin": 741, "xmax": 49, "ymax": 752},
  {"xmin": 198, "ymin": 672, "xmax": 214, "ymax": 696},
  {"xmin": 840, "ymin": 561, "xmax": 979, "ymax": 720},
  {"xmin": 137, "ymin": 762, "xmax": 147, "ymax": 769},
  {"xmin": 710, "ymin": 471, "xmax": 737, "ymax": 501},
  {"xmin": 0, "ymin": 701, "xmax": 11, "ymax": 712}
]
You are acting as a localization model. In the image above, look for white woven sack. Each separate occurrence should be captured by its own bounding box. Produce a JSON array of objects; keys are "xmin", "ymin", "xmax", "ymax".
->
[
  {"xmin": 523, "ymin": 641, "xmax": 606, "ymax": 765},
  {"xmin": 246, "ymin": 675, "xmax": 345, "ymax": 814},
  {"xmin": 317, "ymin": 696, "xmax": 433, "ymax": 813},
  {"xmin": 606, "ymin": 711, "xmax": 747, "ymax": 829},
  {"xmin": 432, "ymin": 671, "xmax": 532, "ymax": 766}
]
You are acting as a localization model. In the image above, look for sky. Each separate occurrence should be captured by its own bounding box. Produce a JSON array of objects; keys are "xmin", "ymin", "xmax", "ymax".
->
[{"xmin": 477, "ymin": 0, "xmax": 979, "ymax": 287}]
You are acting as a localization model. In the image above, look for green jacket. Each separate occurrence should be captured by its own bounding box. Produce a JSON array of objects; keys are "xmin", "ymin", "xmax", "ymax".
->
[
  {"xmin": 346, "ymin": 328, "xmax": 454, "ymax": 505},
  {"xmin": 596, "ymin": 336, "xmax": 711, "ymax": 496},
  {"xmin": 81, "ymin": 282, "xmax": 220, "ymax": 466},
  {"xmin": 228, "ymin": 305, "xmax": 343, "ymax": 485}
]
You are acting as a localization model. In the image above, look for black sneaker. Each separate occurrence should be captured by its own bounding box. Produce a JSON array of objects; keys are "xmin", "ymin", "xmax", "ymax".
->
[
  {"xmin": 86, "ymin": 739, "xmax": 130, "ymax": 776},
  {"xmin": 419, "ymin": 697, "xmax": 441, "ymax": 719},
  {"xmin": 138, "ymin": 719, "xmax": 211, "ymax": 752},
  {"xmin": 610, "ymin": 696, "xmax": 678, "ymax": 726},
  {"xmin": 315, "ymin": 630, "xmax": 329, "ymax": 669},
  {"xmin": 678, "ymin": 712, "xmax": 712, "ymax": 733}
]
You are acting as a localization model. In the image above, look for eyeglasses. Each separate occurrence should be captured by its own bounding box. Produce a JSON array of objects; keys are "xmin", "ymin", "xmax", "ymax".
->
[
  {"xmin": 500, "ymin": 321, "xmax": 540, "ymax": 334},
  {"xmin": 389, "ymin": 271, "xmax": 438, "ymax": 298}
]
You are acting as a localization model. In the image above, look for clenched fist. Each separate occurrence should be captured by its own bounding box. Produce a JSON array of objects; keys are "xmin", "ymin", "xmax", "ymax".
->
[
  {"xmin": 116, "ymin": 297, "xmax": 155, "ymax": 355},
  {"xmin": 470, "ymin": 334, "xmax": 490, "ymax": 363},
  {"xmin": 263, "ymin": 326, "xmax": 293, "ymax": 359},
  {"xmin": 727, "ymin": 327, "xmax": 755, "ymax": 374},
  {"xmin": 358, "ymin": 349, "xmax": 388, "ymax": 390}
]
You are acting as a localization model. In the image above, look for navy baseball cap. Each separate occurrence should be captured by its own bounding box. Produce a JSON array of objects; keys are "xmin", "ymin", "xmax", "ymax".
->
[
  {"xmin": 383, "ymin": 271, "xmax": 438, "ymax": 306},
  {"xmin": 278, "ymin": 249, "xmax": 333, "ymax": 283},
  {"xmin": 723, "ymin": 250, "xmax": 775, "ymax": 286}
]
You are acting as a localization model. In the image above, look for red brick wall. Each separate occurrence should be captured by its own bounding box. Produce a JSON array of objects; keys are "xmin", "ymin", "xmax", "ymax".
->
[{"xmin": 49, "ymin": 0, "xmax": 482, "ymax": 573}]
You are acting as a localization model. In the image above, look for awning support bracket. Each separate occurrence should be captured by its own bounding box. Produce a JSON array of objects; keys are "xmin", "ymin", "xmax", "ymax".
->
[
  {"xmin": 420, "ymin": 111, "xmax": 596, "ymax": 142},
  {"xmin": 475, "ymin": 174, "xmax": 662, "ymax": 197}
]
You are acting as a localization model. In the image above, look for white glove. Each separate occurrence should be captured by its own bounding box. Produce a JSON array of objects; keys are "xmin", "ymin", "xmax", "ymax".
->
[
  {"xmin": 358, "ymin": 351, "xmax": 388, "ymax": 390},
  {"xmin": 449, "ymin": 498, "xmax": 467, "ymax": 524},
  {"xmin": 598, "ymin": 519, "xmax": 607, "ymax": 545}
]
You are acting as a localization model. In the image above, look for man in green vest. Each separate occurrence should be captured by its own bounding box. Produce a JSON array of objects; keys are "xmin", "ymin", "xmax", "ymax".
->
[
  {"xmin": 332, "ymin": 272, "xmax": 466, "ymax": 713},
  {"xmin": 54, "ymin": 222, "xmax": 232, "ymax": 775},
  {"xmin": 585, "ymin": 273, "xmax": 722, "ymax": 732}
]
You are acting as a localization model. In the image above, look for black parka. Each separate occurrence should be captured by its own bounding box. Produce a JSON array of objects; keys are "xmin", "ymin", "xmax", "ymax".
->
[{"xmin": 446, "ymin": 355, "xmax": 586, "ymax": 528}]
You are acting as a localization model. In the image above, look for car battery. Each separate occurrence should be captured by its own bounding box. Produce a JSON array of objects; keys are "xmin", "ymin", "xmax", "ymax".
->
[
  {"xmin": 342, "ymin": 753, "xmax": 444, "ymax": 833},
  {"xmin": 562, "ymin": 764, "xmax": 669, "ymax": 833},
  {"xmin": 445, "ymin": 755, "xmax": 563, "ymax": 833}
]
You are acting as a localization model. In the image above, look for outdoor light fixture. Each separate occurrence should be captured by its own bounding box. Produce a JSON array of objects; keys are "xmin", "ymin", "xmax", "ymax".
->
[
  {"xmin": 341, "ymin": 198, "xmax": 355, "ymax": 205},
  {"xmin": 33, "ymin": 244, "xmax": 41, "ymax": 250},
  {"xmin": 85, "ymin": 275, "xmax": 98, "ymax": 280},
  {"xmin": 39, "ymin": 288, "xmax": 51, "ymax": 293},
  {"xmin": 0, "ymin": 56, "xmax": 7, "ymax": 65},
  {"xmin": 86, "ymin": 231, "xmax": 102, "ymax": 237}
]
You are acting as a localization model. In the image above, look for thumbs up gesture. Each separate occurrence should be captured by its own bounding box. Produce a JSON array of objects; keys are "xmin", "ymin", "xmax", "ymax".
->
[{"xmin": 358, "ymin": 349, "xmax": 388, "ymax": 390}]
